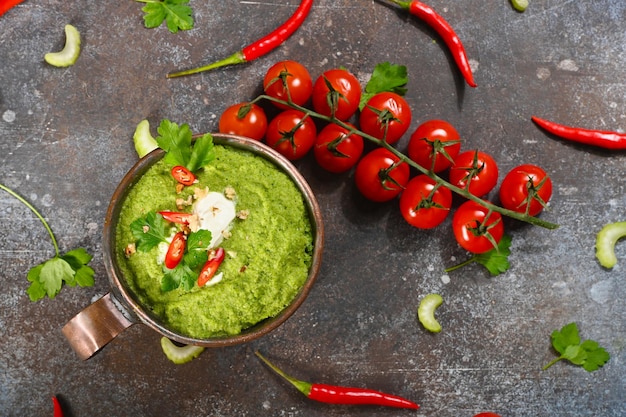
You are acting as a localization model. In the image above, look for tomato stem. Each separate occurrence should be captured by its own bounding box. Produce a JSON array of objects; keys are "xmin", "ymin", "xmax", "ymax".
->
[
  {"xmin": 251, "ymin": 94, "xmax": 558, "ymax": 230},
  {"xmin": 0, "ymin": 183, "xmax": 60, "ymax": 256}
]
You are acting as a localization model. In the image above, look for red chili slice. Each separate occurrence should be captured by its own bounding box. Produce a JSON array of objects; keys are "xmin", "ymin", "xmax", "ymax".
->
[
  {"xmin": 159, "ymin": 211, "xmax": 194, "ymax": 225},
  {"xmin": 164, "ymin": 232, "xmax": 186, "ymax": 269},
  {"xmin": 171, "ymin": 165, "xmax": 196, "ymax": 186},
  {"xmin": 197, "ymin": 247, "xmax": 225, "ymax": 287}
]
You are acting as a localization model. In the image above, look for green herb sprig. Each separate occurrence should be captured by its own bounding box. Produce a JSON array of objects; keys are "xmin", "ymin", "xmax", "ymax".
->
[
  {"xmin": 0, "ymin": 184, "xmax": 95, "ymax": 301},
  {"xmin": 136, "ymin": 0, "xmax": 194, "ymax": 33},
  {"xmin": 445, "ymin": 234, "xmax": 512, "ymax": 276},
  {"xmin": 130, "ymin": 210, "xmax": 213, "ymax": 292},
  {"xmin": 543, "ymin": 322, "xmax": 610, "ymax": 372}
]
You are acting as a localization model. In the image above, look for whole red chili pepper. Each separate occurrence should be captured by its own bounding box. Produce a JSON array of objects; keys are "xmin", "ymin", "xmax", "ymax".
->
[
  {"xmin": 255, "ymin": 351, "xmax": 419, "ymax": 410},
  {"xmin": 52, "ymin": 396, "xmax": 64, "ymax": 417},
  {"xmin": 167, "ymin": 0, "xmax": 313, "ymax": 78},
  {"xmin": 0, "ymin": 0, "xmax": 26, "ymax": 17},
  {"xmin": 384, "ymin": 0, "xmax": 477, "ymax": 88},
  {"xmin": 532, "ymin": 116, "xmax": 626, "ymax": 150}
]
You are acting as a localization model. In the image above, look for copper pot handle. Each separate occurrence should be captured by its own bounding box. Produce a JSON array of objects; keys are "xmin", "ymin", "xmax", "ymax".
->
[{"xmin": 62, "ymin": 293, "xmax": 134, "ymax": 360}]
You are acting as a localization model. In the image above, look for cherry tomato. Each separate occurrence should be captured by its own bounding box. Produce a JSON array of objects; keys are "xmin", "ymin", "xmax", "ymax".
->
[
  {"xmin": 499, "ymin": 164, "xmax": 552, "ymax": 216},
  {"xmin": 452, "ymin": 200, "xmax": 504, "ymax": 254},
  {"xmin": 449, "ymin": 150, "xmax": 499, "ymax": 197},
  {"xmin": 399, "ymin": 175, "xmax": 452, "ymax": 229},
  {"xmin": 265, "ymin": 109, "xmax": 317, "ymax": 160},
  {"xmin": 218, "ymin": 102, "xmax": 268, "ymax": 141},
  {"xmin": 354, "ymin": 148, "xmax": 410, "ymax": 202},
  {"xmin": 407, "ymin": 119, "xmax": 461, "ymax": 173},
  {"xmin": 473, "ymin": 413, "xmax": 502, "ymax": 417},
  {"xmin": 263, "ymin": 60, "xmax": 313, "ymax": 109},
  {"xmin": 359, "ymin": 92, "xmax": 412, "ymax": 144},
  {"xmin": 171, "ymin": 165, "xmax": 196, "ymax": 186},
  {"xmin": 197, "ymin": 247, "xmax": 225, "ymax": 287},
  {"xmin": 313, "ymin": 122, "xmax": 364, "ymax": 173},
  {"xmin": 164, "ymin": 232, "xmax": 186, "ymax": 269},
  {"xmin": 312, "ymin": 68, "xmax": 362, "ymax": 121},
  {"xmin": 159, "ymin": 211, "xmax": 193, "ymax": 225}
]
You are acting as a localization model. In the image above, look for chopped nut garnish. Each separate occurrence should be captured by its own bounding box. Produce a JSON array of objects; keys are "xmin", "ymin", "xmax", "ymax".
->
[
  {"xmin": 224, "ymin": 186, "xmax": 236, "ymax": 200},
  {"xmin": 236, "ymin": 209, "xmax": 249, "ymax": 220},
  {"xmin": 175, "ymin": 183, "xmax": 185, "ymax": 194},
  {"xmin": 125, "ymin": 243, "xmax": 136, "ymax": 257},
  {"xmin": 221, "ymin": 230, "xmax": 232, "ymax": 239},
  {"xmin": 176, "ymin": 195, "xmax": 193, "ymax": 210},
  {"xmin": 194, "ymin": 186, "xmax": 210, "ymax": 200},
  {"xmin": 142, "ymin": 225, "xmax": 150, "ymax": 233},
  {"xmin": 239, "ymin": 265, "xmax": 247, "ymax": 273},
  {"xmin": 187, "ymin": 213, "xmax": 201, "ymax": 233}
]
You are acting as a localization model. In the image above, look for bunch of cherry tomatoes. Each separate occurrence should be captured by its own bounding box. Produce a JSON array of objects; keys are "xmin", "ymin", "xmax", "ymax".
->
[{"xmin": 218, "ymin": 60, "xmax": 553, "ymax": 255}]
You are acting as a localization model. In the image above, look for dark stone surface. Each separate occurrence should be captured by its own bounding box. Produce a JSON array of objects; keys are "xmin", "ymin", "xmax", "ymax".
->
[{"xmin": 1, "ymin": 1, "xmax": 625, "ymax": 416}]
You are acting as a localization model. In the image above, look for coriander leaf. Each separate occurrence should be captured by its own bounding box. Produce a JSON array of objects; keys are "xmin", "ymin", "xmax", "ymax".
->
[
  {"xmin": 26, "ymin": 264, "xmax": 46, "ymax": 302},
  {"xmin": 543, "ymin": 322, "xmax": 610, "ymax": 372},
  {"xmin": 184, "ymin": 230, "xmax": 212, "ymax": 268},
  {"xmin": 138, "ymin": 0, "xmax": 194, "ymax": 34},
  {"xmin": 187, "ymin": 229, "xmax": 212, "ymax": 251},
  {"xmin": 156, "ymin": 120, "xmax": 193, "ymax": 167},
  {"xmin": 187, "ymin": 133, "xmax": 216, "ymax": 172},
  {"xmin": 581, "ymin": 341, "xmax": 610, "ymax": 372},
  {"xmin": 444, "ymin": 234, "xmax": 512, "ymax": 276},
  {"xmin": 162, "ymin": 263, "xmax": 196, "ymax": 292},
  {"xmin": 562, "ymin": 344, "xmax": 587, "ymax": 365},
  {"xmin": 551, "ymin": 322, "xmax": 580, "ymax": 354},
  {"xmin": 131, "ymin": 211, "xmax": 169, "ymax": 252},
  {"xmin": 39, "ymin": 257, "xmax": 75, "ymax": 299},
  {"xmin": 359, "ymin": 62, "xmax": 409, "ymax": 110},
  {"xmin": 61, "ymin": 248, "xmax": 96, "ymax": 287}
]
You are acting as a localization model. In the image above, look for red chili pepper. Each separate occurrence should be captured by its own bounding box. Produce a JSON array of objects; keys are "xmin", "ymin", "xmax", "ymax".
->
[
  {"xmin": 167, "ymin": 0, "xmax": 313, "ymax": 78},
  {"xmin": 0, "ymin": 0, "xmax": 26, "ymax": 17},
  {"xmin": 164, "ymin": 232, "xmax": 186, "ymax": 269},
  {"xmin": 171, "ymin": 165, "xmax": 196, "ymax": 186},
  {"xmin": 159, "ymin": 211, "xmax": 194, "ymax": 225},
  {"xmin": 255, "ymin": 351, "xmax": 420, "ymax": 410},
  {"xmin": 385, "ymin": 0, "xmax": 477, "ymax": 88},
  {"xmin": 52, "ymin": 396, "xmax": 64, "ymax": 417},
  {"xmin": 197, "ymin": 247, "xmax": 225, "ymax": 286},
  {"xmin": 532, "ymin": 116, "xmax": 626, "ymax": 150}
]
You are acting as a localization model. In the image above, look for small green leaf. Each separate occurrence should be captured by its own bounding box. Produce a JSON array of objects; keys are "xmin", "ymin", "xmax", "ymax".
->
[
  {"xmin": 544, "ymin": 322, "xmax": 610, "ymax": 372},
  {"xmin": 162, "ymin": 263, "xmax": 197, "ymax": 292},
  {"xmin": 360, "ymin": 62, "xmax": 409, "ymax": 109},
  {"xmin": 187, "ymin": 134, "xmax": 215, "ymax": 172},
  {"xmin": 26, "ymin": 264, "xmax": 46, "ymax": 302},
  {"xmin": 473, "ymin": 235, "xmax": 511, "ymax": 275},
  {"xmin": 39, "ymin": 257, "xmax": 75, "ymax": 298},
  {"xmin": 131, "ymin": 211, "xmax": 169, "ymax": 252},
  {"xmin": 156, "ymin": 120, "xmax": 193, "ymax": 167},
  {"xmin": 140, "ymin": 0, "xmax": 194, "ymax": 33},
  {"xmin": 551, "ymin": 322, "xmax": 581, "ymax": 355}
]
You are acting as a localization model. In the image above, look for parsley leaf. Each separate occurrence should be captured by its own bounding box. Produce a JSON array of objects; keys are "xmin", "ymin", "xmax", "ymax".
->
[
  {"xmin": 130, "ymin": 210, "xmax": 169, "ymax": 252},
  {"xmin": 543, "ymin": 322, "xmax": 610, "ymax": 372},
  {"xmin": 187, "ymin": 134, "xmax": 216, "ymax": 172},
  {"xmin": 26, "ymin": 251, "xmax": 95, "ymax": 302},
  {"xmin": 137, "ymin": 0, "xmax": 194, "ymax": 34},
  {"xmin": 444, "ymin": 234, "xmax": 512, "ymax": 276},
  {"xmin": 155, "ymin": 120, "xmax": 215, "ymax": 172},
  {"xmin": 162, "ymin": 262, "xmax": 196, "ymax": 292},
  {"xmin": 0, "ymin": 183, "xmax": 95, "ymax": 302},
  {"xmin": 184, "ymin": 230, "xmax": 212, "ymax": 268},
  {"xmin": 156, "ymin": 120, "xmax": 193, "ymax": 167},
  {"xmin": 359, "ymin": 62, "xmax": 409, "ymax": 110}
]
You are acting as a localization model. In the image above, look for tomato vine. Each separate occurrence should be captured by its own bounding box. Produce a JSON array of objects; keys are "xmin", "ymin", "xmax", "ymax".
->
[{"xmin": 246, "ymin": 93, "xmax": 559, "ymax": 230}]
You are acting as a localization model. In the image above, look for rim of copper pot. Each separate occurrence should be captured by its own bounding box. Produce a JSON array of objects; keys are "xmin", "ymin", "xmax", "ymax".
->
[{"xmin": 102, "ymin": 133, "xmax": 324, "ymax": 347}]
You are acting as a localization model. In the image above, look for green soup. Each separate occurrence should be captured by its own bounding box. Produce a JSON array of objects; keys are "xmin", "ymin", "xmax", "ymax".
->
[{"xmin": 115, "ymin": 145, "xmax": 314, "ymax": 339}]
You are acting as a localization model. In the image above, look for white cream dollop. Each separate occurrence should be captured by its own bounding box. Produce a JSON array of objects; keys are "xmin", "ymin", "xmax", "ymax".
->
[{"xmin": 192, "ymin": 191, "xmax": 236, "ymax": 248}]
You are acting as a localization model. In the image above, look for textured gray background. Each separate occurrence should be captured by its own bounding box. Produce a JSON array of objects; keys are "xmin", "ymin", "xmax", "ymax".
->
[{"xmin": 1, "ymin": 0, "xmax": 625, "ymax": 416}]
